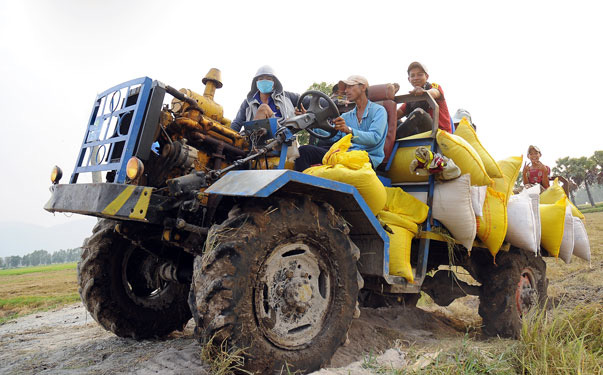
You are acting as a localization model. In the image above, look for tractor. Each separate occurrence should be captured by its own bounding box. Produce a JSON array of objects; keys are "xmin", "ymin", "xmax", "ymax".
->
[{"xmin": 45, "ymin": 69, "xmax": 547, "ymax": 374}]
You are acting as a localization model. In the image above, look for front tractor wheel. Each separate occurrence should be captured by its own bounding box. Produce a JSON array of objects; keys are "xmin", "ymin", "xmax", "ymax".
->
[
  {"xmin": 78, "ymin": 219, "xmax": 192, "ymax": 339},
  {"xmin": 190, "ymin": 197, "xmax": 361, "ymax": 374},
  {"xmin": 473, "ymin": 247, "xmax": 548, "ymax": 338}
]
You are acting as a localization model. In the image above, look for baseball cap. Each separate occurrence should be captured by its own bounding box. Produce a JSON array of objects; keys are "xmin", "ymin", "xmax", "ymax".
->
[
  {"xmin": 339, "ymin": 75, "xmax": 369, "ymax": 87},
  {"xmin": 527, "ymin": 145, "xmax": 541, "ymax": 154},
  {"xmin": 407, "ymin": 61, "xmax": 428, "ymax": 75},
  {"xmin": 453, "ymin": 109, "xmax": 472, "ymax": 124}
]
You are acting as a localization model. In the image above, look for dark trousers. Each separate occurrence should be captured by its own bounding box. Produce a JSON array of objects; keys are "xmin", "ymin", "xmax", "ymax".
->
[
  {"xmin": 396, "ymin": 108, "xmax": 433, "ymax": 139},
  {"xmin": 294, "ymin": 145, "xmax": 330, "ymax": 172}
]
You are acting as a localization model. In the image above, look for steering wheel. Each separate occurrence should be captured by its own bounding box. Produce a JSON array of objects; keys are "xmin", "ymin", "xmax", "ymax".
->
[{"xmin": 297, "ymin": 90, "xmax": 340, "ymax": 140}]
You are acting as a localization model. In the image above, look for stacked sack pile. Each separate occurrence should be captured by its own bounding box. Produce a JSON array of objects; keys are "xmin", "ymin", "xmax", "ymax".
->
[
  {"xmin": 304, "ymin": 135, "xmax": 428, "ymax": 282},
  {"xmin": 303, "ymin": 123, "xmax": 592, "ymax": 282},
  {"xmin": 431, "ymin": 118, "xmax": 590, "ymax": 263}
]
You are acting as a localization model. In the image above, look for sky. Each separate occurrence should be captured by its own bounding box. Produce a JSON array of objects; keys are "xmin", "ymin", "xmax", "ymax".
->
[{"xmin": 0, "ymin": 0, "xmax": 602, "ymax": 235}]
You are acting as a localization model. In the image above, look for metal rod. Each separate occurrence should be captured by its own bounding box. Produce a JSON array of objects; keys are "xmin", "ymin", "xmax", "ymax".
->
[
  {"xmin": 165, "ymin": 85, "xmax": 202, "ymax": 111},
  {"xmin": 213, "ymin": 137, "xmax": 282, "ymax": 177},
  {"xmin": 394, "ymin": 92, "xmax": 440, "ymax": 137},
  {"xmin": 175, "ymin": 218, "xmax": 209, "ymax": 235},
  {"xmin": 190, "ymin": 132, "xmax": 247, "ymax": 157}
]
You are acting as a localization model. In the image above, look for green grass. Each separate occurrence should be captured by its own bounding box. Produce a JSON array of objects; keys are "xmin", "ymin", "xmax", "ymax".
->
[
  {"xmin": 513, "ymin": 303, "xmax": 603, "ymax": 375},
  {"xmin": 0, "ymin": 294, "xmax": 80, "ymax": 324},
  {"xmin": 357, "ymin": 303, "xmax": 602, "ymax": 375},
  {"xmin": 0, "ymin": 262, "xmax": 79, "ymax": 324},
  {"xmin": 0, "ymin": 294, "xmax": 80, "ymax": 309},
  {"xmin": 579, "ymin": 203, "xmax": 603, "ymax": 214},
  {"xmin": 0, "ymin": 262, "xmax": 77, "ymax": 276}
]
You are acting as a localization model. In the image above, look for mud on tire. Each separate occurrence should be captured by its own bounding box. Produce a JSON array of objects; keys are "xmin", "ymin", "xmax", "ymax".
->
[
  {"xmin": 189, "ymin": 196, "xmax": 361, "ymax": 374},
  {"xmin": 78, "ymin": 219, "xmax": 191, "ymax": 339},
  {"xmin": 471, "ymin": 247, "xmax": 548, "ymax": 338}
]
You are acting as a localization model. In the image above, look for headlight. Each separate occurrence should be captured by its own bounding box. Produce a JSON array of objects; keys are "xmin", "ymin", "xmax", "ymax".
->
[
  {"xmin": 50, "ymin": 166, "xmax": 63, "ymax": 184},
  {"xmin": 126, "ymin": 157, "xmax": 144, "ymax": 180}
]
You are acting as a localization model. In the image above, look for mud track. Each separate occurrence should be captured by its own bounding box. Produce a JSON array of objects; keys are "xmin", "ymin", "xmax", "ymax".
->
[{"xmin": 0, "ymin": 302, "xmax": 470, "ymax": 374}]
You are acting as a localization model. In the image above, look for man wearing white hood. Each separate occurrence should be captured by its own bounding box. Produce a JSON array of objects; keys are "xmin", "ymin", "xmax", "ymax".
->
[{"xmin": 230, "ymin": 65, "xmax": 300, "ymax": 132}]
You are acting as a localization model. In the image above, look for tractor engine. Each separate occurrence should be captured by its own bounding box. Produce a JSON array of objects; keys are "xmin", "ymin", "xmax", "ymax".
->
[{"xmin": 143, "ymin": 69, "xmax": 251, "ymax": 187}]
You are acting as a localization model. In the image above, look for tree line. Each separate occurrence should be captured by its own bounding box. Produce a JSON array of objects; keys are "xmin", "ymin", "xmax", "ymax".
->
[
  {"xmin": 553, "ymin": 150, "xmax": 603, "ymax": 206},
  {"xmin": 0, "ymin": 248, "xmax": 82, "ymax": 269}
]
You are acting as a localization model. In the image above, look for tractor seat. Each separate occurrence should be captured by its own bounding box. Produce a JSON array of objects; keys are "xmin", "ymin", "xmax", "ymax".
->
[{"xmin": 367, "ymin": 83, "xmax": 399, "ymax": 169}]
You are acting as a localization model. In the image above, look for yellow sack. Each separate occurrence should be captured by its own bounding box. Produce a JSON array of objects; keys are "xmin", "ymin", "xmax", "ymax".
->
[
  {"xmin": 321, "ymin": 133, "xmax": 370, "ymax": 170},
  {"xmin": 493, "ymin": 156, "xmax": 523, "ymax": 201},
  {"xmin": 378, "ymin": 210, "xmax": 419, "ymax": 234},
  {"xmin": 384, "ymin": 223, "xmax": 415, "ymax": 282},
  {"xmin": 257, "ymin": 156, "xmax": 294, "ymax": 170},
  {"xmin": 304, "ymin": 163, "xmax": 386, "ymax": 215},
  {"xmin": 476, "ymin": 187, "xmax": 508, "ymax": 257},
  {"xmin": 436, "ymin": 130, "xmax": 492, "ymax": 186},
  {"xmin": 326, "ymin": 150, "xmax": 370, "ymax": 170},
  {"xmin": 387, "ymin": 131, "xmax": 433, "ymax": 183},
  {"xmin": 541, "ymin": 178, "xmax": 585, "ymax": 219},
  {"xmin": 539, "ymin": 197, "xmax": 567, "ymax": 257},
  {"xmin": 383, "ymin": 187, "xmax": 429, "ymax": 224},
  {"xmin": 454, "ymin": 119, "xmax": 503, "ymax": 178},
  {"xmin": 322, "ymin": 134, "xmax": 351, "ymax": 163},
  {"xmin": 388, "ymin": 145, "xmax": 431, "ymax": 183}
]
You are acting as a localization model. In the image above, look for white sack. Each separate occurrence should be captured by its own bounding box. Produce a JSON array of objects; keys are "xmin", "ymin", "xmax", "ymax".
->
[
  {"xmin": 506, "ymin": 193, "xmax": 539, "ymax": 254},
  {"xmin": 572, "ymin": 217, "xmax": 591, "ymax": 263},
  {"xmin": 470, "ymin": 185, "xmax": 487, "ymax": 217},
  {"xmin": 433, "ymin": 174, "xmax": 476, "ymax": 252},
  {"xmin": 528, "ymin": 193, "xmax": 542, "ymax": 254},
  {"xmin": 520, "ymin": 185, "xmax": 542, "ymax": 254},
  {"xmin": 558, "ymin": 205, "xmax": 575, "ymax": 264}
]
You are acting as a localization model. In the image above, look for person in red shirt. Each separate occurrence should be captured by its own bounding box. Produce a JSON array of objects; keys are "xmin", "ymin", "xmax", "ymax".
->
[
  {"xmin": 522, "ymin": 145, "xmax": 550, "ymax": 190},
  {"xmin": 396, "ymin": 62, "xmax": 452, "ymax": 138}
]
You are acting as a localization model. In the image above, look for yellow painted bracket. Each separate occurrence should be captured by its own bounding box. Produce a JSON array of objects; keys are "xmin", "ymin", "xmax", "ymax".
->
[
  {"xmin": 101, "ymin": 186, "xmax": 153, "ymax": 221},
  {"xmin": 102, "ymin": 186, "xmax": 135, "ymax": 216},
  {"xmin": 130, "ymin": 187, "xmax": 153, "ymax": 220}
]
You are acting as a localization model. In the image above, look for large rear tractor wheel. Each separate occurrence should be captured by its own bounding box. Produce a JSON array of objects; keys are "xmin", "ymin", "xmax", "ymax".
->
[
  {"xmin": 473, "ymin": 247, "xmax": 548, "ymax": 338},
  {"xmin": 78, "ymin": 219, "xmax": 191, "ymax": 339},
  {"xmin": 190, "ymin": 196, "xmax": 361, "ymax": 374}
]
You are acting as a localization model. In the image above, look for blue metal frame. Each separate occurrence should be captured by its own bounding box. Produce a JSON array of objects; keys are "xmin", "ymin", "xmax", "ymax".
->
[
  {"xmin": 70, "ymin": 77, "xmax": 153, "ymax": 183},
  {"xmin": 384, "ymin": 132, "xmax": 440, "ymax": 286}
]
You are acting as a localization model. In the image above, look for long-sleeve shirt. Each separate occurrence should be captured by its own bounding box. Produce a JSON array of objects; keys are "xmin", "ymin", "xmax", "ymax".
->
[{"xmin": 325, "ymin": 100, "xmax": 387, "ymax": 167}]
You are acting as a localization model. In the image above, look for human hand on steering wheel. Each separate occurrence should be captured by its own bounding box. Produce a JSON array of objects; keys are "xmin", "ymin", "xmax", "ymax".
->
[
  {"xmin": 294, "ymin": 103, "xmax": 306, "ymax": 116},
  {"xmin": 333, "ymin": 117, "xmax": 352, "ymax": 134},
  {"xmin": 295, "ymin": 90, "xmax": 340, "ymax": 140}
]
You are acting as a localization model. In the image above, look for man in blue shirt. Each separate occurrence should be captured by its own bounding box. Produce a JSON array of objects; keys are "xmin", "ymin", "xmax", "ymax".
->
[{"xmin": 294, "ymin": 75, "xmax": 387, "ymax": 171}]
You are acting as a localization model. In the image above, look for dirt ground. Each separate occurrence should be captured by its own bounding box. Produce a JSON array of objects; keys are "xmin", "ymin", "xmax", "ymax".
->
[
  {"xmin": 1, "ymin": 212, "xmax": 600, "ymax": 374},
  {"xmin": 0, "ymin": 300, "xmax": 473, "ymax": 374}
]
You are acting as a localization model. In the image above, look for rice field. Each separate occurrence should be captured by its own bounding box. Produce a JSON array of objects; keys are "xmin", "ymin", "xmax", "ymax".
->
[{"xmin": 0, "ymin": 262, "xmax": 79, "ymax": 324}]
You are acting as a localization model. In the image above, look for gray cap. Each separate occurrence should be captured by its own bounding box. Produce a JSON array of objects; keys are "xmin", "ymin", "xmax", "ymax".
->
[
  {"xmin": 247, "ymin": 65, "xmax": 284, "ymax": 99},
  {"xmin": 407, "ymin": 61, "xmax": 428, "ymax": 75},
  {"xmin": 452, "ymin": 109, "xmax": 472, "ymax": 124}
]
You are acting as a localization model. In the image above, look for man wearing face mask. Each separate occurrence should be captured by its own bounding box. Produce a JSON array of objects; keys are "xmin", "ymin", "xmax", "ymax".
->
[{"xmin": 230, "ymin": 65, "xmax": 300, "ymax": 132}]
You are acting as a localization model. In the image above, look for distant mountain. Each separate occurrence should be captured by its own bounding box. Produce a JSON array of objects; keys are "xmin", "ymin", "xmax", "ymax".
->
[{"xmin": 0, "ymin": 218, "xmax": 97, "ymax": 257}]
